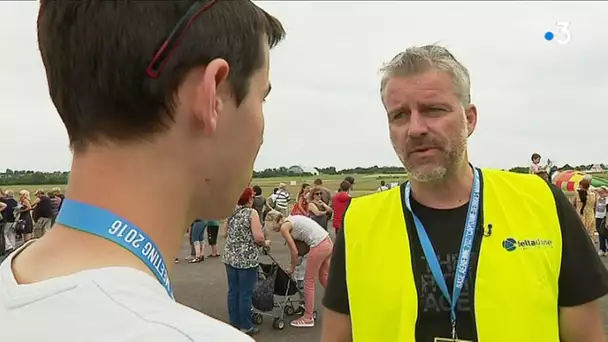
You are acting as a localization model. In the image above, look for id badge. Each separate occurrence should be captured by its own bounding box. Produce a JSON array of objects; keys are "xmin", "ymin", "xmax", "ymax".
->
[{"xmin": 434, "ymin": 338, "xmax": 473, "ymax": 342}]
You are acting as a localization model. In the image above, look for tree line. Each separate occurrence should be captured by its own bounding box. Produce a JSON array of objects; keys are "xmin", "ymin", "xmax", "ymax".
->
[
  {"xmin": 0, "ymin": 163, "xmax": 604, "ymax": 185},
  {"xmin": 252, "ymin": 165, "xmax": 408, "ymax": 178}
]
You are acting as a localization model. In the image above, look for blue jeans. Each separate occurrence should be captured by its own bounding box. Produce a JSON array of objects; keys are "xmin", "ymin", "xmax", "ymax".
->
[{"xmin": 225, "ymin": 265, "xmax": 258, "ymax": 330}]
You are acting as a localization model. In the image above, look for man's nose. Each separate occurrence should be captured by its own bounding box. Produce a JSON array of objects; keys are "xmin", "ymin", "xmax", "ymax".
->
[{"xmin": 407, "ymin": 111, "xmax": 429, "ymax": 137}]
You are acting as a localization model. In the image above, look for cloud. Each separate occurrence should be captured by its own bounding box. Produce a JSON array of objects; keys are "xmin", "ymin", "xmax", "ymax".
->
[{"xmin": 1, "ymin": 1, "xmax": 605, "ymax": 171}]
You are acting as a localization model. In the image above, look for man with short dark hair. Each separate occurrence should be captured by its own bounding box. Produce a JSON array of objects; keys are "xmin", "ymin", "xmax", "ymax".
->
[
  {"xmin": 343, "ymin": 176, "xmax": 355, "ymax": 194},
  {"xmin": 1, "ymin": 1, "xmax": 285, "ymax": 340}
]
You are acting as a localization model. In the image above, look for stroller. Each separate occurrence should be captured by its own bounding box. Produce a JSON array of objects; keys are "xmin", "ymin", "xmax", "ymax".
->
[{"xmin": 251, "ymin": 252, "xmax": 317, "ymax": 330}]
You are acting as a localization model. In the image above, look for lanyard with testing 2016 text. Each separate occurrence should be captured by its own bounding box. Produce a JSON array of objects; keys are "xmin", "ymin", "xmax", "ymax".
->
[
  {"xmin": 404, "ymin": 166, "xmax": 480, "ymax": 340},
  {"xmin": 56, "ymin": 199, "xmax": 174, "ymax": 299}
]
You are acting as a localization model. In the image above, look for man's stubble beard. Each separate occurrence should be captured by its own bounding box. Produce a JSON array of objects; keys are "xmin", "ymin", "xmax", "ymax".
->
[{"xmin": 399, "ymin": 128, "xmax": 468, "ymax": 183}]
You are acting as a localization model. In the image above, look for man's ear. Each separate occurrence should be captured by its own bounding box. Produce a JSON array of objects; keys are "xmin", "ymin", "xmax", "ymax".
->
[
  {"xmin": 193, "ymin": 58, "xmax": 230, "ymax": 135},
  {"xmin": 465, "ymin": 104, "xmax": 478, "ymax": 138}
]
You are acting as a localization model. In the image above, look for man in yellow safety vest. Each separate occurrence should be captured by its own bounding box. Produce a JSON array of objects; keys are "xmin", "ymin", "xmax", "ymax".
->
[{"xmin": 321, "ymin": 45, "xmax": 608, "ymax": 342}]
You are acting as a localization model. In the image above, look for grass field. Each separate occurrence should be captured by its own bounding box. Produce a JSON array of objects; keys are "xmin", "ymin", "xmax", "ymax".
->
[
  {"xmin": 0, "ymin": 173, "xmax": 407, "ymax": 199},
  {"xmin": 3, "ymin": 171, "xmax": 607, "ymax": 200}
]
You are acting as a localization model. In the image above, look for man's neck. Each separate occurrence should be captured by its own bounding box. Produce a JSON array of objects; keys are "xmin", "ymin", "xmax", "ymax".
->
[
  {"xmin": 409, "ymin": 161, "xmax": 474, "ymax": 210},
  {"xmin": 12, "ymin": 144, "xmax": 192, "ymax": 284}
]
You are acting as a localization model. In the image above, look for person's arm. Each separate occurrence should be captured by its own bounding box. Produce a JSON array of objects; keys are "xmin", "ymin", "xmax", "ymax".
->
[
  {"xmin": 262, "ymin": 197, "xmax": 271, "ymax": 211},
  {"xmin": 24, "ymin": 199, "xmax": 32, "ymax": 211},
  {"xmin": 308, "ymin": 202, "xmax": 326, "ymax": 216},
  {"xmin": 0, "ymin": 202, "xmax": 6, "ymax": 212},
  {"xmin": 320, "ymin": 201, "xmax": 333, "ymax": 214},
  {"xmin": 550, "ymin": 185, "xmax": 608, "ymax": 341},
  {"xmin": 322, "ymin": 228, "xmax": 352, "ymax": 342},
  {"xmin": 279, "ymin": 222, "xmax": 299, "ymax": 273},
  {"xmin": 219, "ymin": 220, "xmax": 228, "ymax": 239},
  {"xmin": 296, "ymin": 197, "xmax": 307, "ymax": 214},
  {"xmin": 250, "ymin": 210, "xmax": 268, "ymax": 246},
  {"xmin": 266, "ymin": 195, "xmax": 275, "ymax": 210}
]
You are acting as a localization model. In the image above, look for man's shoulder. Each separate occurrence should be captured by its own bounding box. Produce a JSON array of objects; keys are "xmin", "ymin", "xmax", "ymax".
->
[
  {"xmin": 0, "ymin": 265, "xmax": 251, "ymax": 341},
  {"xmin": 482, "ymin": 169, "xmax": 552, "ymax": 190}
]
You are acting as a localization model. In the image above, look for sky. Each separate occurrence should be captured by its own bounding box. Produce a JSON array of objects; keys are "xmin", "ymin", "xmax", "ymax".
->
[{"xmin": 0, "ymin": 1, "xmax": 606, "ymax": 172}]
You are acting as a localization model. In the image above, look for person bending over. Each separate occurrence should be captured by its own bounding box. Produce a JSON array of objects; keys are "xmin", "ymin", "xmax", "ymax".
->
[{"xmin": 265, "ymin": 210, "xmax": 332, "ymax": 328}]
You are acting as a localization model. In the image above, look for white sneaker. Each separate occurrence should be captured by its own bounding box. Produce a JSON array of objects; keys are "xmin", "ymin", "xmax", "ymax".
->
[{"xmin": 598, "ymin": 251, "xmax": 605, "ymax": 256}]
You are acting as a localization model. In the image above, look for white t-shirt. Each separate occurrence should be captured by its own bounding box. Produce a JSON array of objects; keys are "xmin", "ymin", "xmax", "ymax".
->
[
  {"xmin": 274, "ymin": 189, "xmax": 290, "ymax": 209},
  {"xmin": 596, "ymin": 197, "xmax": 607, "ymax": 219},
  {"xmin": 376, "ymin": 185, "xmax": 389, "ymax": 192},
  {"xmin": 0, "ymin": 243, "xmax": 252, "ymax": 342},
  {"xmin": 286, "ymin": 215, "xmax": 329, "ymax": 247}
]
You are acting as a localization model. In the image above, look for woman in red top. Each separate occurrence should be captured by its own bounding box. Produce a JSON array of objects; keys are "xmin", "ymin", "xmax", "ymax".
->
[
  {"xmin": 331, "ymin": 180, "xmax": 351, "ymax": 232},
  {"xmin": 291, "ymin": 183, "xmax": 311, "ymax": 216}
]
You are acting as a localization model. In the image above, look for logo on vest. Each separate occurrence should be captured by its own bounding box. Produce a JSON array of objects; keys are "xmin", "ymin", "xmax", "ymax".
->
[{"xmin": 502, "ymin": 237, "xmax": 553, "ymax": 252}]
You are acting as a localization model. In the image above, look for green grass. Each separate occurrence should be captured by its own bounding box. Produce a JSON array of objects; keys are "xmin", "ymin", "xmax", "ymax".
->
[
  {"xmin": 4, "ymin": 171, "xmax": 607, "ymax": 199},
  {"xmin": 250, "ymin": 174, "xmax": 407, "ymax": 198},
  {"xmin": 0, "ymin": 174, "xmax": 407, "ymax": 199}
]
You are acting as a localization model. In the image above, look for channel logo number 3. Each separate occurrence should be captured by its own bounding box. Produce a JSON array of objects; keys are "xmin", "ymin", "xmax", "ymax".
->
[{"xmin": 545, "ymin": 22, "xmax": 571, "ymax": 45}]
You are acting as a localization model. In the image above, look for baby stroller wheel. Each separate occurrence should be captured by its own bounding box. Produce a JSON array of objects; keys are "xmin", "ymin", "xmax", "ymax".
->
[
  {"xmin": 295, "ymin": 305, "xmax": 305, "ymax": 315},
  {"xmin": 313, "ymin": 311, "xmax": 318, "ymax": 320},
  {"xmin": 272, "ymin": 318, "xmax": 285, "ymax": 330},
  {"xmin": 284, "ymin": 305, "xmax": 295, "ymax": 316},
  {"xmin": 253, "ymin": 313, "xmax": 263, "ymax": 325}
]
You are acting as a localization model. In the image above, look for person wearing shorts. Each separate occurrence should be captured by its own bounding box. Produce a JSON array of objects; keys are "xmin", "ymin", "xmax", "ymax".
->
[
  {"xmin": 189, "ymin": 219, "xmax": 206, "ymax": 263},
  {"xmin": 207, "ymin": 220, "xmax": 221, "ymax": 257}
]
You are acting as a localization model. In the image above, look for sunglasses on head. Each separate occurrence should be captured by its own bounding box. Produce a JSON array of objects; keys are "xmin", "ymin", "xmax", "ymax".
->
[{"xmin": 146, "ymin": 0, "xmax": 218, "ymax": 78}]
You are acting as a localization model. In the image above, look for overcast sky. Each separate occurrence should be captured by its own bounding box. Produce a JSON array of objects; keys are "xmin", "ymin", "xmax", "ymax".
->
[{"xmin": 1, "ymin": 1, "xmax": 605, "ymax": 171}]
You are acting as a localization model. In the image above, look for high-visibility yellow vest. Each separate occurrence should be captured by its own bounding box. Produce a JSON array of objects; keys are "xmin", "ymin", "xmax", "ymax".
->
[{"xmin": 344, "ymin": 169, "xmax": 562, "ymax": 341}]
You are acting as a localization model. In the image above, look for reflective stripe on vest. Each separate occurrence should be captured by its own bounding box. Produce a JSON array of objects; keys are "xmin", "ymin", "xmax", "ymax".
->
[{"xmin": 344, "ymin": 169, "xmax": 562, "ymax": 342}]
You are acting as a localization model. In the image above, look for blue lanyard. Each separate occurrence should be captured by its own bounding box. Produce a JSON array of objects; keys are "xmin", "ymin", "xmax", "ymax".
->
[
  {"xmin": 404, "ymin": 167, "xmax": 480, "ymax": 339},
  {"xmin": 56, "ymin": 199, "xmax": 174, "ymax": 299}
]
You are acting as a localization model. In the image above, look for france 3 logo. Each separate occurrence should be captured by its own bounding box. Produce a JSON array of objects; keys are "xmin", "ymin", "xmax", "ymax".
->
[{"xmin": 544, "ymin": 21, "xmax": 571, "ymax": 45}]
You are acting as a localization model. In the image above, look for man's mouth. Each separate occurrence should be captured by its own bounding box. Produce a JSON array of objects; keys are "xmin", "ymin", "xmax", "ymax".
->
[{"xmin": 410, "ymin": 147, "xmax": 438, "ymax": 155}]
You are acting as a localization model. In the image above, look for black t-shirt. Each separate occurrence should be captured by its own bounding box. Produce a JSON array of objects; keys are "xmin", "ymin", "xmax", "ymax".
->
[
  {"xmin": 34, "ymin": 196, "xmax": 54, "ymax": 220},
  {"xmin": 0, "ymin": 198, "xmax": 18, "ymax": 223},
  {"xmin": 323, "ymin": 182, "xmax": 608, "ymax": 341}
]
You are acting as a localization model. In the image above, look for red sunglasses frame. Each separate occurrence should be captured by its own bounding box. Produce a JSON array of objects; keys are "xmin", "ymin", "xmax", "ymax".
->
[{"xmin": 146, "ymin": 0, "xmax": 218, "ymax": 78}]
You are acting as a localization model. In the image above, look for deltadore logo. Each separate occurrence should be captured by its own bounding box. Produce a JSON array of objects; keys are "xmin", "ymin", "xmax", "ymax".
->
[
  {"xmin": 502, "ymin": 237, "xmax": 553, "ymax": 252},
  {"xmin": 502, "ymin": 238, "xmax": 517, "ymax": 252}
]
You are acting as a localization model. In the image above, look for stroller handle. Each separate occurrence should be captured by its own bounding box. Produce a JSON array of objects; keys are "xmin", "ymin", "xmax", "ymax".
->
[{"xmin": 260, "ymin": 248, "xmax": 297, "ymax": 278}]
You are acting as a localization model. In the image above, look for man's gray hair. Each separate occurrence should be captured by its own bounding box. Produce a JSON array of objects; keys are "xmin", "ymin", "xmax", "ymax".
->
[{"xmin": 380, "ymin": 44, "xmax": 471, "ymax": 106}]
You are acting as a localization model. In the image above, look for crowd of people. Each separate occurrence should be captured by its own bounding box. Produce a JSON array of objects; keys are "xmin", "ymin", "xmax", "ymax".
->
[
  {"xmin": 175, "ymin": 177, "xmax": 358, "ymax": 335},
  {"xmin": 3, "ymin": 2, "xmax": 608, "ymax": 341},
  {"xmin": 530, "ymin": 152, "xmax": 608, "ymax": 256},
  {"xmin": 0, "ymin": 188, "xmax": 65, "ymax": 255}
]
